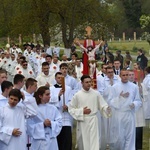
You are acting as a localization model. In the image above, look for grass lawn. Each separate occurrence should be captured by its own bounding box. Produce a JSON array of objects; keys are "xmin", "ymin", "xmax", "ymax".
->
[
  {"xmin": 108, "ymin": 40, "xmax": 150, "ymax": 55},
  {"xmin": 59, "ymin": 40, "xmax": 150, "ymax": 59}
]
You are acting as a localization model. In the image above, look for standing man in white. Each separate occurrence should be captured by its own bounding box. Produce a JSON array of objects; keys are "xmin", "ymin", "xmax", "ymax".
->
[
  {"xmin": 68, "ymin": 75, "xmax": 111, "ymax": 150},
  {"xmin": 108, "ymin": 69, "xmax": 142, "ymax": 150}
]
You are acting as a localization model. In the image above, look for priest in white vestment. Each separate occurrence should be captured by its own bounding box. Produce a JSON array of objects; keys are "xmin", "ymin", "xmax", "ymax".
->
[
  {"xmin": 50, "ymin": 72, "xmax": 73, "ymax": 150},
  {"xmin": 36, "ymin": 62, "xmax": 55, "ymax": 88},
  {"xmin": 68, "ymin": 75, "xmax": 111, "ymax": 150}
]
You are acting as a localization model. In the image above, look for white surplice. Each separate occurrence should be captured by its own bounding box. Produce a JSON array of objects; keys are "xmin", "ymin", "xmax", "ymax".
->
[
  {"xmin": 27, "ymin": 103, "xmax": 62, "ymax": 150},
  {"xmin": 0, "ymin": 99, "xmax": 37, "ymax": 150},
  {"xmin": 50, "ymin": 85, "xmax": 73, "ymax": 127}
]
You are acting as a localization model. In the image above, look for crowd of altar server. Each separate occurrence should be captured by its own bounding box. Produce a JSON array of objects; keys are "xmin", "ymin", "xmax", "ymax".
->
[{"xmin": 0, "ymin": 42, "xmax": 149, "ymax": 150}]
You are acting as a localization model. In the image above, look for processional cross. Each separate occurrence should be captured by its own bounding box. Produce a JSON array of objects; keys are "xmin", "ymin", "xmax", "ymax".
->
[{"xmin": 74, "ymin": 26, "xmax": 101, "ymax": 89}]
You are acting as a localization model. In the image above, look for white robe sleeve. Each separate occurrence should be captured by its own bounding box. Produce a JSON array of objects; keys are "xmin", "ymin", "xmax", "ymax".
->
[
  {"xmin": 22, "ymin": 98, "xmax": 38, "ymax": 118},
  {"xmin": 50, "ymin": 87, "xmax": 60, "ymax": 108},
  {"xmin": 27, "ymin": 106, "xmax": 62, "ymax": 139},
  {"xmin": 49, "ymin": 108, "xmax": 62, "ymax": 137},
  {"xmin": 132, "ymin": 85, "xmax": 142, "ymax": 112},
  {"xmin": 27, "ymin": 117, "xmax": 45, "ymax": 140},
  {"xmin": 65, "ymin": 87, "xmax": 73, "ymax": 107},
  {"xmin": 0, "ymin": 108, "xmax": 14, "ymax": 145},
  {"xmin": 68, "ymin": 95, "xmax": 84, "ymax": 121},
  {"xmin": 97, "ymin": 93, "xmax": 111, "ymax": 118}
]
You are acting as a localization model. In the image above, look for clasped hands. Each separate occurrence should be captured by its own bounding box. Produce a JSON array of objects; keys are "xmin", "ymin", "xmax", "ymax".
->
[{"xmin": 44, "ymin": 119, "xmax": 51, "ymax": 127}]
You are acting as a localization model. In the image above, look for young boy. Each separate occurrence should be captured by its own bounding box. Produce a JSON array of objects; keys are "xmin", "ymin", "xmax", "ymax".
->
[
  {"xmin": 0, "ymin": 81, "xmax": 13, "ymax": 107},
  {"xmin": 0, "ymin": 89, "xmax": 37, "ymax": 150}
]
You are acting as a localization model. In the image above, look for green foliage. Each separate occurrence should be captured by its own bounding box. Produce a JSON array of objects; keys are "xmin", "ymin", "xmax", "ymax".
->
[
  {"xmin": 140, "ymin": 15, "xmax": 150, "ymax": 31},
  {"xmin": 122, "ymin": 0, "xmax": 142, "ymax": 28},
  {"xmin": 132, "ymin": 46, "xmax": 138, "ymax": 52},
  {"xmin": 0, "ymin": 0, "xmax": 149, "ymax": 49},
  {"xmin": 141, "ymin": 0, "xmax": 150, "ymax": 15}
]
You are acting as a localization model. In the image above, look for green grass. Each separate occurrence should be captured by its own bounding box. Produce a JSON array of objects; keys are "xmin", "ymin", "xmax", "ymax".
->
[
  {"xmin": 108, "ymin": 40, "xmax": 150, "ymax": 55},
  {"xmin": 143, "ymin": 120, "xmax": 150, "ymax": 150}
]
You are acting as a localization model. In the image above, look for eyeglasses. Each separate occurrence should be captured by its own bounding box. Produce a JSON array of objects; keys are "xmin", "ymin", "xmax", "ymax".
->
[{"xmin": 122, "ymin": 74, "xmax": 128, "ymax": 76}]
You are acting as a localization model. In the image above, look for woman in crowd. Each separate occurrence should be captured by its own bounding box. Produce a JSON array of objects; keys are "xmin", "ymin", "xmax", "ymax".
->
[{"xmin": 27, "ymin": 86, "xmax": 62, "ymax": 150}]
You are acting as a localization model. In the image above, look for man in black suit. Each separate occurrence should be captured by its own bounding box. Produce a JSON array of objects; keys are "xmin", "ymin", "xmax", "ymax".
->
[{"xmin": 113, "ymin": 59, "xmax": 121, "ymax": 75}]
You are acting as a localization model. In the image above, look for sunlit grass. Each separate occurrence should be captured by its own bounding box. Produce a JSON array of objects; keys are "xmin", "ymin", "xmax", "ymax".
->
[{"xmin": 108, "ymin": 40, "xmax": 150, "ymax": 55}]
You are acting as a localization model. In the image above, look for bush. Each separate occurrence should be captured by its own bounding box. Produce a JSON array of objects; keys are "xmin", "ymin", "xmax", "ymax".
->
[{"xmin": 132, "ymin": 46, "xmax": 138, "ymax": 52}]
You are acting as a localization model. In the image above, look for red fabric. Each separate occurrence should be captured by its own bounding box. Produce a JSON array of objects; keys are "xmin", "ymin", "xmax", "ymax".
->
[
  {"xmin": 133, "ymin": 70, "xmax": 144, "ymax": 83},
  {"xmin": 83, "ymin": 39, "xmax": 97, "ymax": 89},
  {"xmin": 83, "ymin": 40, "xmax": 89, "ymax": 75}
]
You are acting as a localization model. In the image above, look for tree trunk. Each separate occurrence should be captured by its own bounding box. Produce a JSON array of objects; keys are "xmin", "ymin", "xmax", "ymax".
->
[
  {"xmin": 60, "ymin": 15, "xmax": 74, "ymax": 48},
  {"xmin": 39, "ymin": 12, "xmax": 50, "ymax": 46},
  {"xmin": 41, "ymin": 28, "xmax": 50, "ymax": 46}
]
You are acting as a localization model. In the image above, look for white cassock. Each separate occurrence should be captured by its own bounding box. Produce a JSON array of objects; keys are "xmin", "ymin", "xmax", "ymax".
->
[
  {"xmin": 108, "ymin": 81, "xmax": 142, "ymax": 150},
  {"xmin": 132, "ymin": 82, "xmax": 145, "ymax": 128},
  {"xmin": 49, "ymin": 63, "xmax": 59, "ymax": 75},
  {"xmin": 0, "ymin": 99, "xmax": 37, "ymax": 150},
  {"xmin": 1, "ymin": 58, "xmax": 10, "ymax": 70},
  {"xmin": 53, "ymin": 61, "xmax": 61, "ymax": 69},
  {"xmin": 27, "ymin": 103, "xmax": 62, "ymax": 150},
  {"xmin": 0, "ymin": 94, "xmax": 7, "ymax": 108},
  {"xmin": 5, "ymin": 59, "xmax": 18, "ymax": 82},
  {"xmin": 46, "ymin": 47, "xmax": 52, "ymax": 56},
  {"xmin": 141, "ymin": 74, "xmax": 150, "ymax": 119},
  {"xmin": 15, "ymin": 67, "xmax": 35, "ymax": 79},
  {"xmin": 53, "ymin": 47, "xmax": 60, "ymax": 57},
  {"xmin": 33, "ymin": 56, "xmax": 44, "ymax": 77},
  {"xmin": 76, "ymin": 81, "xmax": 82, "ymax": 92},
  {"xmin": 97, "ymin": 75, "xmax": 120, "ymax": 150},
  {"xmin": 22, "ymin": 90, "xmax": 38, "ymax": 117},
  {"xmin": 23, "ymin": 50, "xmax": 34, "ymax": 62},
  {"xmin": 36, "ymin": 73, "xmax": 55, "ymax": 88},
  {"xmin": 68, "ymin": 88, "xmax": 110, "ymax": 150}
]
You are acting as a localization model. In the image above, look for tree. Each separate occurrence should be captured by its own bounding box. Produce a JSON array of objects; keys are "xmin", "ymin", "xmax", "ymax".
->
[
  {"xmin": 141, "ymin": 0, "xmax": 150, "ymax": 15},
  {"xmin": 140, "ymin": 15, "xmax": 150, "ymax": 31},
  {"xmin": 122, "ymin": 0, "xmax": 142, "ymax": 28},
  {"xmin": 140, "ymin": 15, "xmax": 150, "ymax": 45},
  {"xmin": 0, "ymin": 0, "xmax": 119, "ymax": 47}
]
